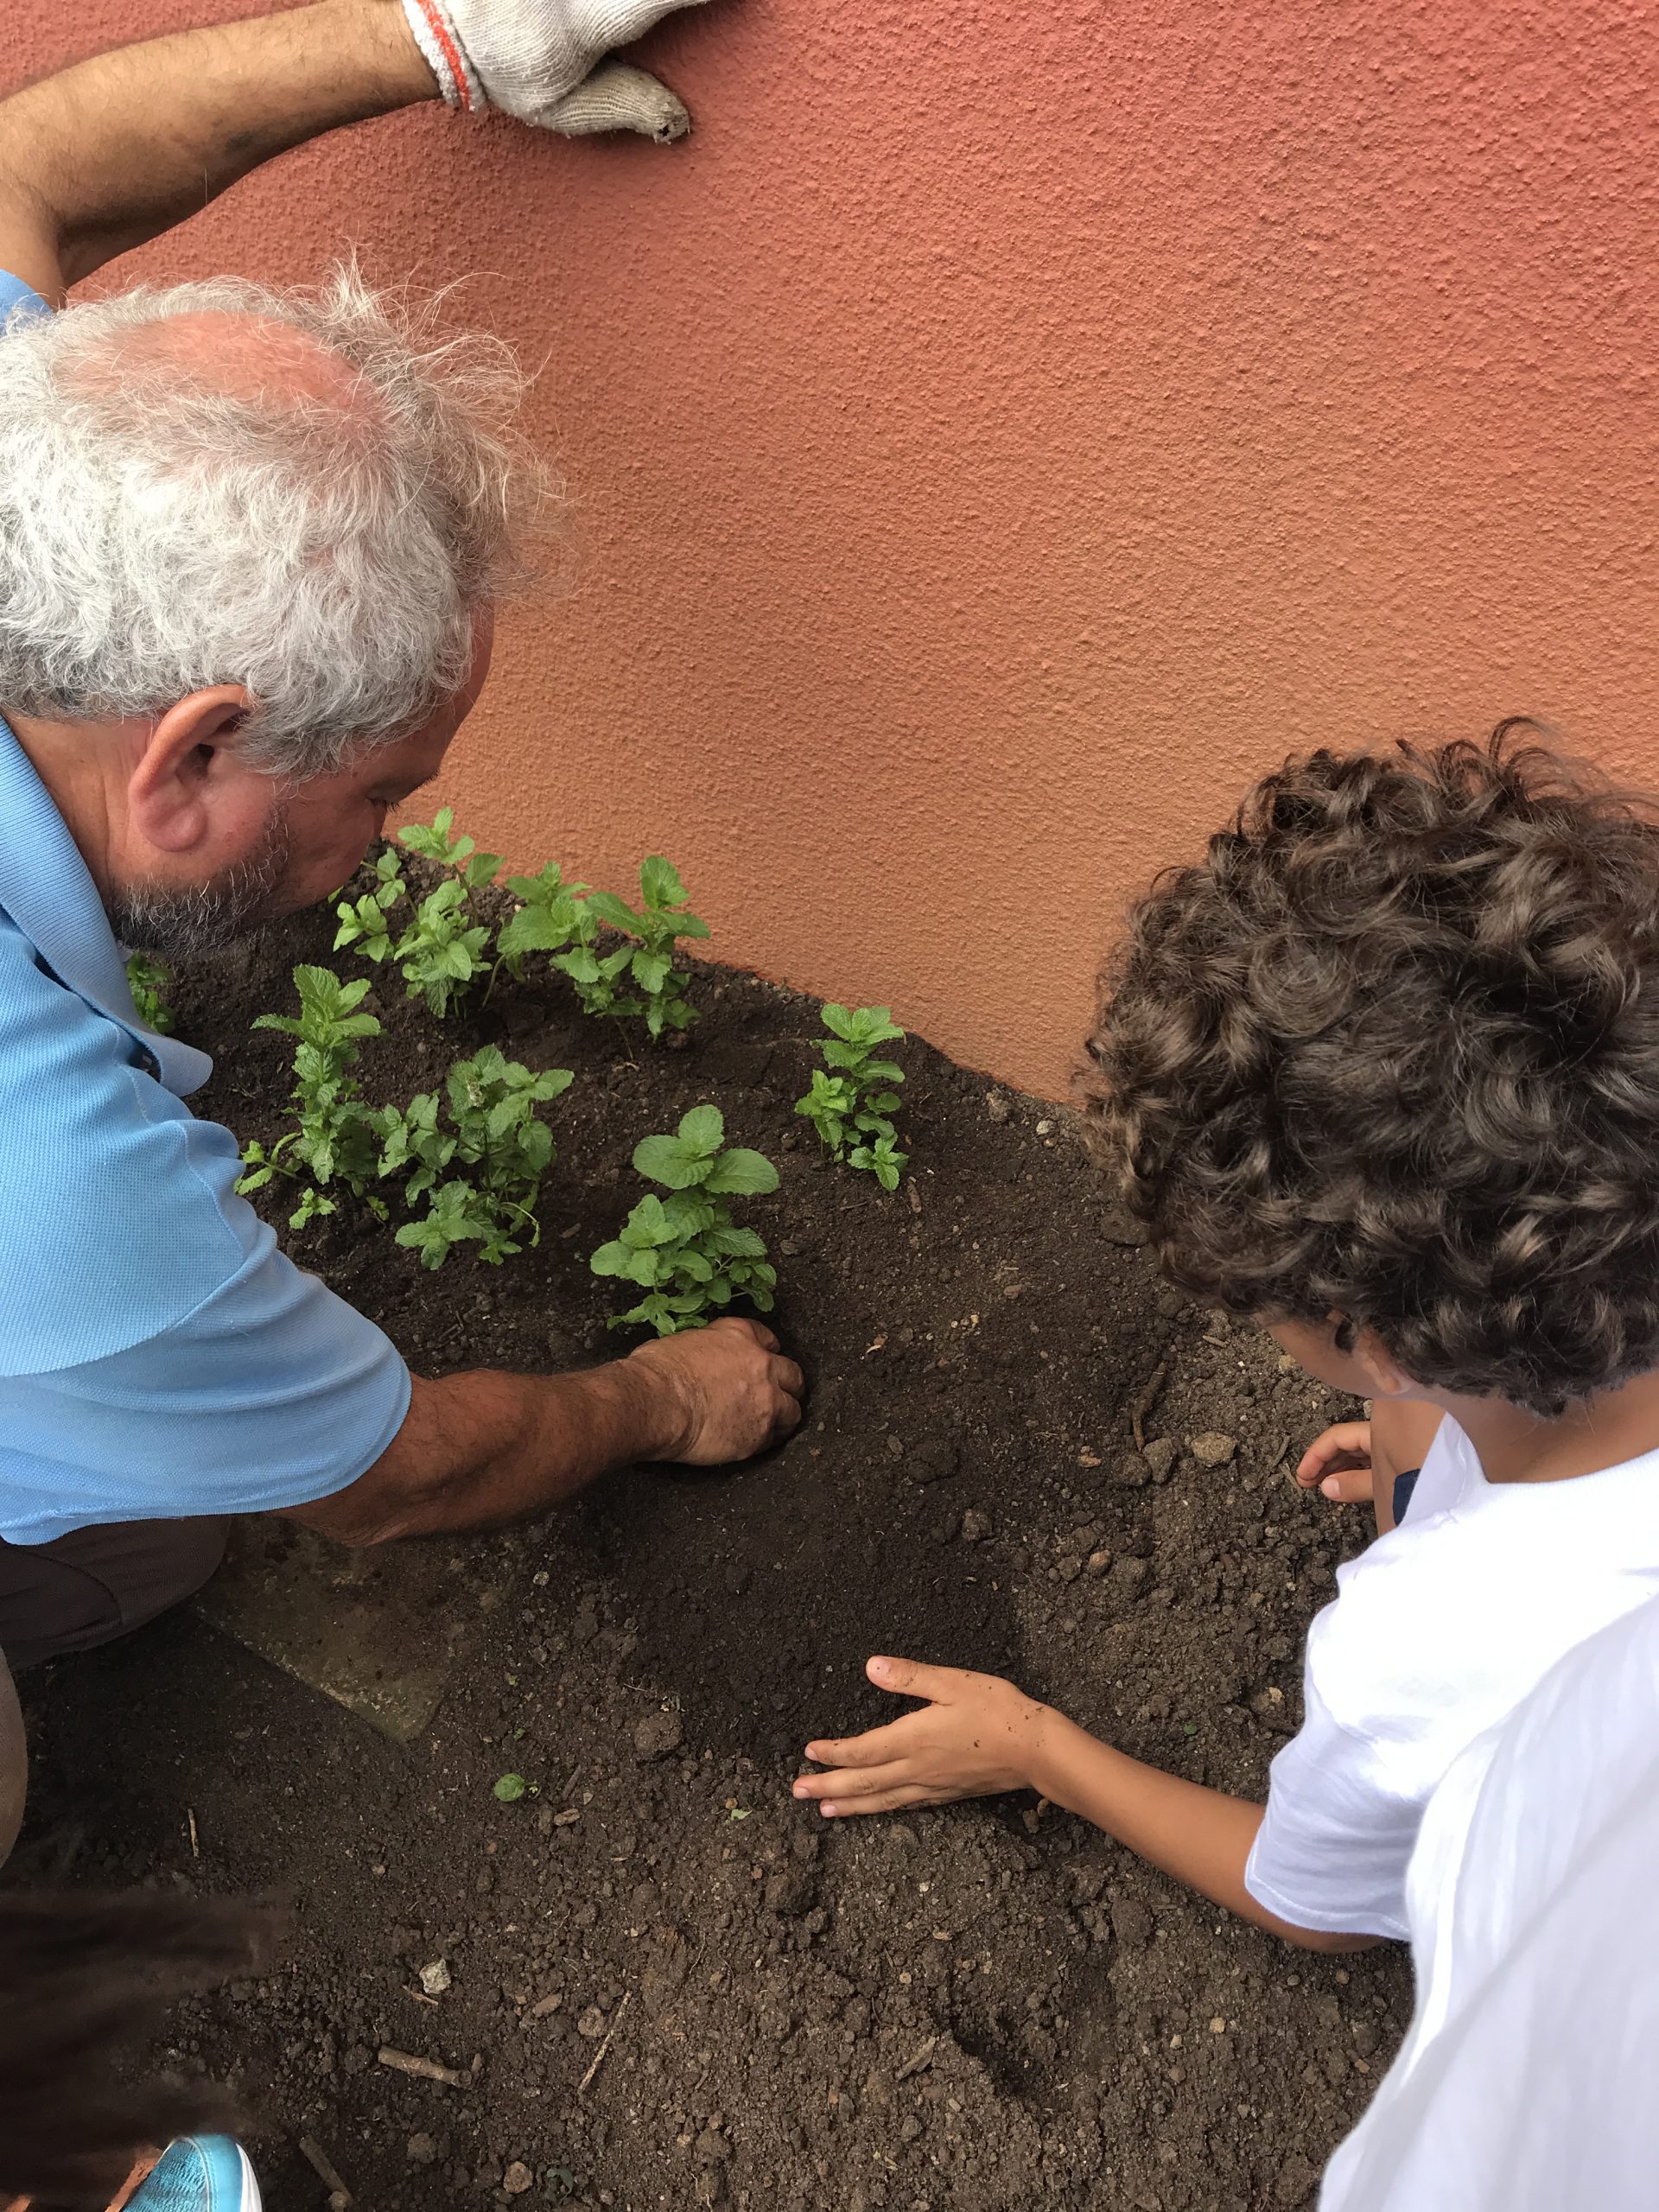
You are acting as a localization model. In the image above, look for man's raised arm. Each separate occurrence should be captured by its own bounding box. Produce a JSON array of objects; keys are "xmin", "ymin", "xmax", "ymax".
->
[
  {"xmin": 0, "ymin": 3, "xmax": 440, "ymax": 302},
  {"xmin": 0, "ymin": 0, "xmax": 709, "ymax": 305}
]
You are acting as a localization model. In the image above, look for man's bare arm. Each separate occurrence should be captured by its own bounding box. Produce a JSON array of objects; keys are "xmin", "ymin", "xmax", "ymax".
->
[
  {"xmin": 285, "ymin": 1317, "xmax": 805, "ymax": 1547},
  {"xmin": 0, "ymin": 2, "xmax": 438, "ymax": 302}
]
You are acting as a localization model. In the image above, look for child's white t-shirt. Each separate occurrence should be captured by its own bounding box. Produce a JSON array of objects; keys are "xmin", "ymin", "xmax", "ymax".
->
[{"xmin": 1243, "ymin": 1414, "xmax": 1659, "ymax": 1939}]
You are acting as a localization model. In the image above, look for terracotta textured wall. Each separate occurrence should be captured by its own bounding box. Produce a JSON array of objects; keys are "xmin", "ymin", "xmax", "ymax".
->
[{"xmin": 11, "ymin": 2, "xmax": 1658, "ymax": 1095}]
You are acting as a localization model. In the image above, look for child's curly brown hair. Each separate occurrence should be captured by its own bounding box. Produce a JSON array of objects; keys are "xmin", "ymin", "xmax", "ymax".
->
[{"xmin": 1082, "ymin": 721, "xmax": 1659, "ymax": 1418}]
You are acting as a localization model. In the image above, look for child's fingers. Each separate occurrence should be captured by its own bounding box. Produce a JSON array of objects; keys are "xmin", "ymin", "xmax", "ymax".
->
[
  {"xmin": 813, "ymin": 1780, "xmax": 938, "ymax": 1818},
  {"xmin": 800, "ymin": 1716, "xmax": 916, "ymax": 1769},
  {"xmin": 867, "ymin": 1654, "xmax": 976, "ymax": 1701},
  {"xmin": 1294, "ymin": 1421, "xmax": 1372, "ymax": 1485},
  {"xmin": 1318, "ymin": 1464, "xmax": 1376, "ymax": 1503}
]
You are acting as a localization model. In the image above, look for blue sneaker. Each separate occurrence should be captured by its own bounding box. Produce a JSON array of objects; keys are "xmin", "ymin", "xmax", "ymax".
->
[{"xmin": 126, "ymin": 2139, "xmax": 261, "ymax": 2210}]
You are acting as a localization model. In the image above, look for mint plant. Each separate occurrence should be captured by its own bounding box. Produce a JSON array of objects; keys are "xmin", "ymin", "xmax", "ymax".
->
[
  {"xmin": 383, "ymin": 1045, "xmax": 575, "ymax": 1268},
  {"xmin": 795, "ymin": 1004, "xmax": 908, "ymax": 1189},
  {"xmin": 591, "ymin": 1105, "xmax": 778, "ymax": 1334},
  {"xmin": 125, "ymin": 951, "xmax": 175, "ymax": 1035},
  {"xmin": 335, "ymin": 811, "xmax": 503, "ymax": 1018},
  {"xmin": 333, "ymin": 848, "xmax": 406, "ymax": 967},
  {"xmin": 495, "ymin": 861, "xmax": 588, "ymax": 980},
  {"xmin": 237, "ymin": 964, "xmax": 386, "ymax": 1230}
]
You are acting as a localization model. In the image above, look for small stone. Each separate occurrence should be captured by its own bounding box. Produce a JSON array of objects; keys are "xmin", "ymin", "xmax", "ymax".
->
[
  {"xmin": 1209, "ymin": 2016, "xmax": 1227, "ymax": 2033},
  {"xmin": 576, "ymin": 2005, "xmax": 608, "ymax": 2039},
  {"xmin": 960, "ymin": 1509, "xmax": 993, "ymax": 1542},
  {"xmin": 418, "ymin": 1959, "xmax": 451, "ymax": 1997},
  {"xmin": 503, "ymin": 2163, "xmax": 534, "ymax": 2196},
  {"xmin": 1110, "ymin": 1896, "xmax": 1154, "ymax": 1948},
  {"xmin": 633, "ymin": 1708, "xmax": 683, "ymax": 1759},
  {"xmin": 1035, "ymin": 1118, "xmax": 1053, "ymax": 1135},
  {"xmin": 406, "ymin": 2133, "xmax": 438, "ymax": 2166},
  {"xmin": 1189, "ymin": 1432, "xmax": 1238, "ymax": 1467},
  {"xmin": 1142, "ymin": 1437, "xmax": 1179, "ymax": 1480},
  {"xmin": 1085, "ymin": 1548, "xmax": 1112, "ymax": 1576},
  {"xmin": 986, "ymin": 1090, "xmax": 1011, "ymax": 1123},
  {"xmin": 1111, "ymin": 1449, "xmax": 1151, "ymax": 1488}
]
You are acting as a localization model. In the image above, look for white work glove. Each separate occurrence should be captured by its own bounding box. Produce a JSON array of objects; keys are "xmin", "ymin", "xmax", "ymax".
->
[{"xmin": 403, "ymin": 0, "xmax": 709, "ymax": 141}]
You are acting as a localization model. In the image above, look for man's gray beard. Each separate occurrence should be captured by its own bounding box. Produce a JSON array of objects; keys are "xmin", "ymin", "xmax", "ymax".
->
[{"xmin": 105, "ymin": 809, "xmax": 294, "ymax": 962}]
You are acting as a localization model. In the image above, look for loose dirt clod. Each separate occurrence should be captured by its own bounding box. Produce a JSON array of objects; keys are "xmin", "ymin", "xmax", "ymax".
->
[
  {"xmin": 1190, "ymin": 1431, "xmax": 1239, "ymax": 1467},
  {"xmin": 633, "ymin": 1707, "xmax": 683, "ymax": 1759}
]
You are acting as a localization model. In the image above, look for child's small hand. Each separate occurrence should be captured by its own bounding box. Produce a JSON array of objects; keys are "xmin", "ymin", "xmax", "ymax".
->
[
  {"xmin": 793, "ymin": 1656, "xmax": 1052, "ymax": 1817},
  {"xmin": 1294, "ymin": 1420, "xmax": 1375, "ymax": 1503}
]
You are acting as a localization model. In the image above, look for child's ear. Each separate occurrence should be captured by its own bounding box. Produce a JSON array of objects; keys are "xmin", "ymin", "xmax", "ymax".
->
[{"xmin": 1351, "ymin": 1329, "xmax": 1419, "ymax": 1401}]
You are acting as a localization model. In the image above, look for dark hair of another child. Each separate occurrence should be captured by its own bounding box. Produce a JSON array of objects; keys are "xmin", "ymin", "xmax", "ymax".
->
[
  {"xmin": 1083, "ymin": 721, "xmax": 1659, "ymax": 1418},
  {"xmin": 0, "ymin": 1891, "xmax": 272, "ymax": 2211}
]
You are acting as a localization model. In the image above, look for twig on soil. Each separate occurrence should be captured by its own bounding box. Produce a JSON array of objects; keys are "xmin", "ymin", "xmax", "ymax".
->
[
  {"xmin": 1130, "ymin": 1359, "xmax": 1168, "ymax": 1452},
  {"xmin": 577, "ymin": 1988, "xmax": 632, "ymax": 2094},
  {"xmin": 377, "ymin": 2047, "xmax": 469, "ymax": 2089},
  {"xmin": 297, "ymin": 2136, "xmax": 353, "ymax": 2207},
  {"xmin": 896, "ymin": 2036, "xmax": 938, "ymax": 2082},
  {"xmin": 187, "ymin": 1808, "xmax": 200, "ymax": 1859}
]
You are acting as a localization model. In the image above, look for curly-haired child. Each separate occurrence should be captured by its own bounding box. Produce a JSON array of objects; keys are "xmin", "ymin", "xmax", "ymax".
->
[{"xmin": 795, "ymin": 723, "xmax": 1659, "ymax": 1950}]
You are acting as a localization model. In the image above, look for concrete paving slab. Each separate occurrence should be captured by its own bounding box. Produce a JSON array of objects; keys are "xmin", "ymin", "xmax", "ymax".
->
[{"xmin": 196, "ymin": 1519, "xmax": 464, "ymax": 1743}]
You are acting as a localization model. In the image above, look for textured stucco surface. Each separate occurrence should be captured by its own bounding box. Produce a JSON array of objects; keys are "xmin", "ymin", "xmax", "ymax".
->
[{"xmin": 10, "ymin": 1, "xmax": 1658, "ymax": 1095}]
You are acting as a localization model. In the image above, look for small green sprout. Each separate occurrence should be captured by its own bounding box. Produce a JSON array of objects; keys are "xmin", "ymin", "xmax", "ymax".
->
[
  {"xmin": 237, "ymin": 964, "xmax": 387, "ymax": 1230},
  {"xmin": 590, "ymin": 1105, "xmax": 779, "ymax": 1335},
  {"xmin": 795, "ymin": 1004, "xmax": 908, "ymax": 1189},
  {"xmin": 125, "ymin": 951, "xmax": 176, "ymax": 1035},
  {"xmin": 493, "ymin": 1773, "xmax": 528, "ymax": 1803}
]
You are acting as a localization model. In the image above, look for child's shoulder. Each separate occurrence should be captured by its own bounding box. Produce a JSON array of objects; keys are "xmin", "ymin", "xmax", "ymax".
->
[{"xmin": 1307, "ymin": 1416, "xmax": 1659, "ymax": 1766}]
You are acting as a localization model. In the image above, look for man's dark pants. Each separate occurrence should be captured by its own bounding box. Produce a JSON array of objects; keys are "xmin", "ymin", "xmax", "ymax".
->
[{"xmin": 0, "ymin": 1517, "xmax": 228, "ymax": 1860}]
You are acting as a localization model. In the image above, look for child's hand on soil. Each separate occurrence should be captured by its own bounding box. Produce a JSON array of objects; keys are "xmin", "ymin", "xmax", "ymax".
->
[
  {"xmin": 1294, "ymin": 1421, "xmax": 1375, "ymax": 1503},
  {"xmin": 793, "ymin": 1657, "xmax": 1052, "ymax": 1816}
]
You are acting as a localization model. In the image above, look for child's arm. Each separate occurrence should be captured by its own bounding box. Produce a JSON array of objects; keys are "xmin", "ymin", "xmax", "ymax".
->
[{"xmin": 794, "ymin": 1656, "xmax": 1382, "ymax": 1954}]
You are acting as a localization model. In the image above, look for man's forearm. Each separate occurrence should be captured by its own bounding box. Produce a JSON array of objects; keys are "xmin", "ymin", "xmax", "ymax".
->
[
  {"xmin": 289, "ymin": 1360, "xmax": 681, "ymax": 1545},
  {"xmin": 0, "ymin": 2, "xmax": 438, "ymax": 298},
  {"xmin": 1028, "ymin": 1714, "xmax": 1378, "ymax": 1954}
]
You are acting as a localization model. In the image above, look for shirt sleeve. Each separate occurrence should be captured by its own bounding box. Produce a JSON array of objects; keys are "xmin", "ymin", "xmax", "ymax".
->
[
  {"xmin": 1243, "ymin": 1669, "xmax": 1421, "ymax": 1941},
  {"xmin": 0, "ymin": 270, "xmax": 50, "ymax": 325},
  {"xmin": 0, "ymin": 1243, "xmax": 411, "ymax": 1545}
]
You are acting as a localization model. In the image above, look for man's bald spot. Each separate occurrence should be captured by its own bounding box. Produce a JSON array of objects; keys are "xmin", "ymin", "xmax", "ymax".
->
[{"xmin": 74, "ymin": 307, "xmax": 382, "ymax": 422}]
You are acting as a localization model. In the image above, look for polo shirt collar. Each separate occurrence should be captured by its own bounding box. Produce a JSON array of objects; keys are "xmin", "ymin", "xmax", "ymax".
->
[{"xmin": 0, "ymin": 711, "xmax": 213, "ymax": 1097}]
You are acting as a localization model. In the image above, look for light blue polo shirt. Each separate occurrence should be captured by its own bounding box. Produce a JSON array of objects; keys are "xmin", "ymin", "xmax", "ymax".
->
[{"xmin": 0, "ymin": 268, "xmax": 410, "ymax": 1543}]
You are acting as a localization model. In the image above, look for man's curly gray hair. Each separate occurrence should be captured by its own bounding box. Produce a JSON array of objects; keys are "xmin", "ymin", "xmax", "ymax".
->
[{"xmin": 0, "ymin": 264, "xmax": 554, "ymax": 781}]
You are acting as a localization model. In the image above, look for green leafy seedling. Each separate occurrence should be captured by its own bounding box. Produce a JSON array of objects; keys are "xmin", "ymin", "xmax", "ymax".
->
[
  {"xmin": 125, "ymin": 951, "xmax": 175, "ymax": 1035},
  {"xmin": 387, "ymin": 1046, "xmax": 575, "ymax": 1269},
  {"xmin": 591, "ymin": 1105, "xmax": 779, "ymax": 1335},
  {"xmin": 796, "ymin": 1003, "xmax": 908, "ymax": 1189},
  {"xmin": 333, "ymin": 848, "xmax": 407, "ymax": 966},
  {"xmin": 495, "ymin": 861, "xmax": 589, "ymax": 979},
  {"xmin": 567, "ymin": 855, "xmax": 710, "ymax": 1039},
  {"xmin": 238, "ymin": 964, "xmax": 386, "ymax": 1230},
  {"xmin": 348, "ymin": 809, "xmax": 505, "ymax": 1019},
  {"xmin": 493, "ymin": 1772, "xmax": 528, "ymax": 1803}
]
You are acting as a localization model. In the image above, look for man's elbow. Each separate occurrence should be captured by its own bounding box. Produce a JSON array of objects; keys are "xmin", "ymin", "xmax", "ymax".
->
[{"xmin": 278, "ymin": 1467, "xmax": 442, "ymax": 1549}]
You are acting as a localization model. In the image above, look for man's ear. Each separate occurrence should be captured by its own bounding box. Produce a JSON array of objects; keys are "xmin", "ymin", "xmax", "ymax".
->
[{"xmin": 127, "ymin": 687, "xmax": 256, "ymax": 855}]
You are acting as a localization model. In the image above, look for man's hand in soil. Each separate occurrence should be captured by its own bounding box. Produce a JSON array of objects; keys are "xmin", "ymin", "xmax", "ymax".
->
[
  {"xmin": 286, "ymin": 1319, "xmax": 803, "ymax": 1545},
  {"xmin": 796, "ymin": 1656, "xmax": 1380, "ymax": 1955}
]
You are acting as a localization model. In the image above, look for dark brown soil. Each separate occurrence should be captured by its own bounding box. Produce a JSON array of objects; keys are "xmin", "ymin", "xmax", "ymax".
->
[{"xmin": 22, "ymin": 873, "xmax": 1408, "ymax": 2211}]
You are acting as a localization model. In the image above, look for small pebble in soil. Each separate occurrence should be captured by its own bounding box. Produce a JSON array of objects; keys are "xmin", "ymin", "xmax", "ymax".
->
[
  {"xmin": 417, "ymin": 1959, "xmax": 450, "ymax": 1997},
  {"xmin": 503, "ymin": 2163, "xmax": 534, "ymax": 2195}
]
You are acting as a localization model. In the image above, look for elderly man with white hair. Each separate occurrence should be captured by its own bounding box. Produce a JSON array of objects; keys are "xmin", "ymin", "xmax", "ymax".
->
[{"xmin": 0, "ymin": 0, "xmax": 802, "ymax": 2024}]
